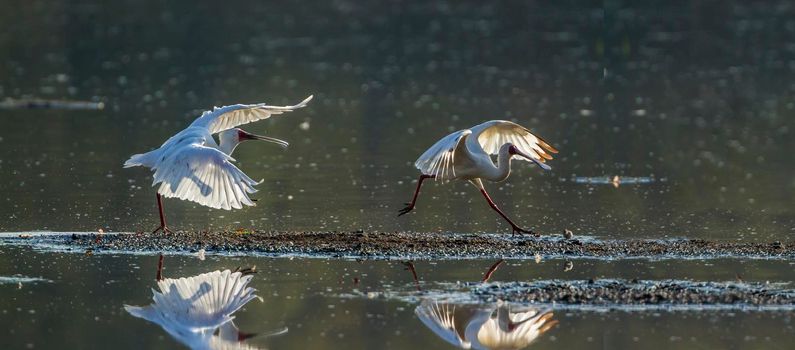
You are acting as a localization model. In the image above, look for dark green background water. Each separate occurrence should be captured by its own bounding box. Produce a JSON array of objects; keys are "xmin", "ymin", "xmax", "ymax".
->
[
  {"xmin": 1, "ymin": 1, "xmax": 795, "ymax": 349},
  {"xmin": 1, "ymin": 1, "xmax": 792, "ymax": 239}
]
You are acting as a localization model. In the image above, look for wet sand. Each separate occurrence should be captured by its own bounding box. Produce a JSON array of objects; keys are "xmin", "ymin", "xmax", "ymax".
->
[
  {"xmin": 33, "ymin": 231, "xmax": 795, "ymax": 259},
  {"xmin": 468, "ymin": 279, "xmax": 795, "ymax": 307}
]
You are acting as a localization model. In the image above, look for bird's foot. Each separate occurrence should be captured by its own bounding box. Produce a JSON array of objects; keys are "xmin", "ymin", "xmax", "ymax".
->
[
  {"xmin": 397, "ymin": 202, "xmax": 415, "ymax": 217},
  {"xmin": 152, "ymin": 225, "xmax": 174, "ymax": 234},
  {"xmin": 511, "ymin": 226, "xmax": 540, "ymax": 237}
]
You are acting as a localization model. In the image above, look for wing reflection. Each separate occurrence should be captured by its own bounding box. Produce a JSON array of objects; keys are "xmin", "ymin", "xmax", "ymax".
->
[
  {"xmin": 124, "ymin": 268, "xmax": 286, "ymax": 350},
  {"xmin": 415, "ymin": 300, "xmax": 557, "ymax": 350}
]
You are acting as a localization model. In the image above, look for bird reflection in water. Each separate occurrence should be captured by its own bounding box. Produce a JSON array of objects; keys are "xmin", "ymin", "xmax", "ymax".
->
[
  {"xmin": 401, "ymin": 260, "xmax": 557, "ymax": 349},
  {"xmin": 401, "ymin": 259, "xmax": 506, "ymax": 291},
  {"xmin": 124, "ymin": 255, "xmax": 286, "ymax": 349},
  {"xmin": 415, "ymin": 300, "xmax": 557, "ymax": 350}
]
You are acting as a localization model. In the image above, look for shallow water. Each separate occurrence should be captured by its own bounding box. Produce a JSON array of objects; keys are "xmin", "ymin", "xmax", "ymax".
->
[
  {"xmin": 2, "ymin": 245, "xmax": 795, "ymax": 350},
  {"xmin": 1, "ymin": 1, "xmax": 795, "ymax": 349}
]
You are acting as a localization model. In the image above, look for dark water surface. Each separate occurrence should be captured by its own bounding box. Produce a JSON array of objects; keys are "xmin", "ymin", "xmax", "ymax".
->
[
  {"xmin": 0, "ymin": 1, "xmax": 793, "ymax": 239},
  {"xmin": 2, "ymin": 246, "xmax": 795, "ymax": 350},
  {"xmin": 2, "ymin": 1, "xmax": 795, "ymax": 349}
]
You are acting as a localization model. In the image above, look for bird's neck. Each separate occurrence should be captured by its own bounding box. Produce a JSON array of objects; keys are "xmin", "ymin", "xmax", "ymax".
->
[
  {"xmin": 464, "ymin": 311, "xmax": 493, "ymax": 348},
  {"xmin": 483, "ymin": 146, "xmax": 513, "ymax": 182},
  {"xmin": 217, "ymin": 134, "xmax": 239, "ymax": 155}
]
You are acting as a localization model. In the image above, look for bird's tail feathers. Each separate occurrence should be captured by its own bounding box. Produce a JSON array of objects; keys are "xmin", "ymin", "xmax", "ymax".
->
[
  {"xmin": 123, "ymin": 154, "xmax": 145, "ymax": 168},
  {"xmin": 124, "ymin": 150, "xmax": 159, "ymax": 168}
]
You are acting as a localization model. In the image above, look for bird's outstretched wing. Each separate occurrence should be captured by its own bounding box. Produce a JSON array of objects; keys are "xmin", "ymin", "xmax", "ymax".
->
[
  {"xmin": 470, "ymin": 120, "xmax": 558, "ymax": 169},
  {"xmin": 190, "ymin": 95, "xmax": 313, "ymax": 134},
  {"xmin": 415, "ymin": 300, "xmax": 470, "ymax": 349},
  {"xmin": 475, "ymin": 307, "xmax": 557, "ymax": 350},
  {"xmin": 414, "ymin": 129, "xmax": 472, "ymax": 181},
  {"xmin": 124, "ymin": 270, "xmax": 258, "ymax": 332},
  {"xmin": 152, "ymin": 144, "xmax": 260, "ymax": 210}
]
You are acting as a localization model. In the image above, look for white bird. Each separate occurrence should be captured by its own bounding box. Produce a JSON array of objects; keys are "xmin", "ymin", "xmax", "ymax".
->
[
  {"xmin": 398, "ymin": 120, "xmax": 558, "ymax": 235},
  {"xmin": 415, "ymin": 300, "xmax": 557, "ymax": 350},
  {"xmin": 124, "ymin": 95, "xmax": 313, "ymax": 233},
  {"xmin": 124, "ymin": 269, "xmax": 287, "ymax": 350}
]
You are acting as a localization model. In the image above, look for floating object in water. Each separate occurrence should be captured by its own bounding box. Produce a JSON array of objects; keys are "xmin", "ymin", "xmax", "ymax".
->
[
  {"xmin": 563, "ymin": 261, "xmax": 573, "ymax": 272},
  {"xmin": 563, "ymin": 229, "xmax": 573, "ymax": 239},
  {"xmin": 0, "ymin": 98, "xmax": 104, "ymax": 110},
  {"xmin": 399, "ymin": 120, "xmax": 558, "ymax": 236},
  {"xmin": 534, "ymin": 253, "xmax": 542, "ymax": 264},
  {"xmin": 124, "ymin": 95, "xmax": 313, "ymax": 233},
  {"xmin": 572, "ymin": 175, "xmax": 656, "ymax": 187},
  {"xmin": 197, "ymin": 248, "xmax": 206, "ymax": 261},
  {"xmin": 415, "ymin": 299, "xmax": 557, "ymax": 349},
  {"xmin": 0, "ymin": 275, "xmax": 52, "ymax": 285}
]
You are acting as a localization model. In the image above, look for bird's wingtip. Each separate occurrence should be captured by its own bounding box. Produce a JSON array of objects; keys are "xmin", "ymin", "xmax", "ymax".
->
[{"xmin": 297, "ymin": 95, "xmax": 313, "ymax": 107}]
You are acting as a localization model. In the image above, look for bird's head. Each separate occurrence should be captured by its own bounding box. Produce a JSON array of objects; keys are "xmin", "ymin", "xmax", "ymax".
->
[
  {"xmin": 218, "ymin": 128, "xmax": 289, "ymax": 155},
  {"xmin": 505, "ymin": 143, "xmax": 534, "ymax": 161}
]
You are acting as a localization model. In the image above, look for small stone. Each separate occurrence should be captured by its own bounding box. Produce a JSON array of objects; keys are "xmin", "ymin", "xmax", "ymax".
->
[{"xmin": 563, "ymin": 229, "xmax": 574, "ymax": 239}]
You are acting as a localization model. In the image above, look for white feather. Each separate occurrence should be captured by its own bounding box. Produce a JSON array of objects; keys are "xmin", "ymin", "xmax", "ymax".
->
[
  {"xmin": 415, "ymin": 300, "xmax": 471, "ymax": 348},
  {"xmin": 414, "ymin": 129, "xmax": 472, "ymax": 181},
  {"xmin": 125, "ymin": 96, "xmax": 311, "ymax": 211},
  {"xmin": 413, "ymin": 120, "xmax": 557, "ymax": 181},
  {"xmin": 151, "ymin": 142, "xmax": 260, "ymax": 210},
  {"xmin": 474, "ymin": 308, "xmax": 555, "ymax": 350},
  {"xmin": 124, "ymin": 270, "xmax": 281, "ymax": 350},
  {"xmin": 190, "ymin": 95, "xmax": 313, "ymax": 135},
  {"xmin": 469, "ymin": 120, "xmax": 558, "ymax": 165},
  {"xmin": 416, "ymin": 301, "xmax": 556, "ymax": 350}
]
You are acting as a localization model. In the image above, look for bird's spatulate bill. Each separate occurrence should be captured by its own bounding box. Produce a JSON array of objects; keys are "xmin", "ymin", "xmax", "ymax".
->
[
  {"xmin": 238, "ymin": 129, "xmax": 289, "ymax": 149},
  {"xmin": 510, "ymin": 146, "xmax": 551, "ymax": 171}
]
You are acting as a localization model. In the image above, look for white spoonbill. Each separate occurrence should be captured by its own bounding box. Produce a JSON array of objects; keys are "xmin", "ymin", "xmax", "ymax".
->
[
  {"xmin": 125, "ymin": 266, "xmax": 287, "ymax": 350},
  {"xmin": 415, "ymin": 300, "xmax": 557, "ymax": 350},
  {"xmin": 124, "ymin": 95, "xmax": 313, "ymax": 233},
  {"xmin": 398, "ymin": 120, "xmax": 558, "ymax": 235}
]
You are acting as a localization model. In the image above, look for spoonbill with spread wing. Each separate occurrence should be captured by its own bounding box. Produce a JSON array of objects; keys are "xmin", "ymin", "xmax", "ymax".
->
[
  {"xmin": 125, "ymin": 263, "xmax": 287, "ymax": 350},
  {"xmin": 415, "ymin": 300, "xmax": 557, "ymax": 350},
  {"xmin": 124, "ymin": 95, "xmax": 313, "ymax": 233},
  {"xmin": 398, "ymin": 120, "xmax": 558, "ymax": 235}
]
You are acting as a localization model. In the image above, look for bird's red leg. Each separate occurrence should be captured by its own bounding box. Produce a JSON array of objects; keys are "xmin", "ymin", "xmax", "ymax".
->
[
  {"xmin": 152, "ymin": 193, "xmax": 174, "ymax": 234},
  {"xmin": 398, "ymin": 174, "xmax": 435, "ymax": 216},
  {"xmin": 479, "ymin": 189, "xmax": 538, "ymax": 236},
  {"xmin": 481, "ymin": 259, "xmax": 505, "ymax": 283},
  {"xmin": 156, "ymin": 253, "xmax": 164, "ymax": 281},
  {"xmin": 401, "ymin": 261, "xmax": 422, "ymax": 291}
]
